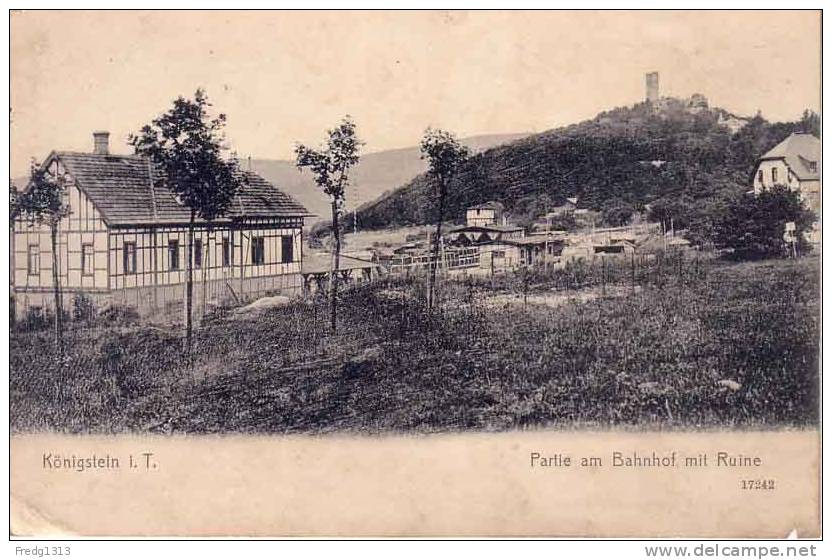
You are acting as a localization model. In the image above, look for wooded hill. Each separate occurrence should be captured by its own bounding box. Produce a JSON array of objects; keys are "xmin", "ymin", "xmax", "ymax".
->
[{"xmin": 351, "ymin": 99, "xmax": 818, "ymax": 230}]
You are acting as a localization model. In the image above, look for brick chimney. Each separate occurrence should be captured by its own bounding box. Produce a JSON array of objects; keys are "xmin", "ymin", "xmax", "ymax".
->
[{"xmin": 93, "ymin": 131, "xmax": 110, "ymax": 155}]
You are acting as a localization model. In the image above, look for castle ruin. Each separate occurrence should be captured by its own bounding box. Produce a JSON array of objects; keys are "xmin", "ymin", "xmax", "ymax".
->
[{"xmin": 645, "ymin": 71, "xmax": 659, "ymax": 103}]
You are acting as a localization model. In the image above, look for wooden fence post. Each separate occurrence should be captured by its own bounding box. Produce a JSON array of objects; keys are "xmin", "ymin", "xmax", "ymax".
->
[
  {"xmin": 678, "ymin": 251, "xmax": 683, "ymax": 283},
  {"xmin": 601, "ymin": 257, "xmax": 606, "ymax": 297}
]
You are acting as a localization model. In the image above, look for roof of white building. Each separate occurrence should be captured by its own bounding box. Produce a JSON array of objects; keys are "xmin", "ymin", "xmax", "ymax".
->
[
  {"xmin": 35, "ymin": 151, "xmax": 311, "ymax": 226},
  {"xmin": 759, "ymin": 132, "xmax": 820, "ymax": 181}
]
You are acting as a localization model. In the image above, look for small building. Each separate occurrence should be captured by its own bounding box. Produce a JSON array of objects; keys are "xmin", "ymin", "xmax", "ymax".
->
[
  {"xmin": 548, "ymin": 197, "xmax": 578, "ymax": 217},
  {"xmin": 687, "ymin": 93, "xmax": 709, "ymax": 113},
  {"xmin": 392, "ymin": 242, "xmax": 427, "ymax": 255},
  {"xmin": 12, "ymin": 132, "xmax": 311, "ymax": 317},
  {"xmin": 446, "ymin": 223, "xmax": 524, "ymax": 272},
  {"xmin": 503, "ymin": 236, "xmax": 565, "ymax": 266},
  {"xmin": 594, "ymin": 240, "xmax": 636, "ymax": 256},
  {"xmin": 465, "ymin": 201, "xmax": 504, "ymax": 227},
  {"xmin": 667, "ymin": 237, "xmax": 692, "ymax": 250},
  {"xmin": 300, "ymin": 253, "xmax": 380, "ymax": 296},
  {"xmin": 561, "ymin": 238, "xmax": 636, "ymax": 263},
  {"xmin": 446, "ymin": 224, "xmax": 524, "ymax": 246},
  {"xmin": 562, "ymin": 244, "xmax": 594, "ymax": 263}
]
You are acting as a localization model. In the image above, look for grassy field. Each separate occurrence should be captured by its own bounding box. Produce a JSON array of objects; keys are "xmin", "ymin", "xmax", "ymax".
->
[{"xmin": 10, "ymin": 254, "xmax": 820, "ymax": 434}]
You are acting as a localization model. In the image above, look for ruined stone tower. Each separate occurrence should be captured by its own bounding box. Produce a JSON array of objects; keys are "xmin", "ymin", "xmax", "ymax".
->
[{"xmin": 645, "ymin": 71, "xmax": 659, "ymax": 103}]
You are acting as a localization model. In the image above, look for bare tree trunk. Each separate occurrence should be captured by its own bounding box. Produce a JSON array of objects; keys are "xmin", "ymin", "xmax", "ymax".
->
[
  {"xmin": 201, "ymin": 224, "xmax": 210, "ymax": 324},
  {"xmin": 185, "ymin": 211, "xmax": 195, "ymax": 353},
  {"xmin": 428, "ymin": 175, "xmax": 445, "ymax": 309},
  {"xmin": 330, "ymin": 199, "xmax": 341, "ymax": 332},
  {"xmin": 50, "ymin": 223, "xmax": 64, "ymax": 357}
]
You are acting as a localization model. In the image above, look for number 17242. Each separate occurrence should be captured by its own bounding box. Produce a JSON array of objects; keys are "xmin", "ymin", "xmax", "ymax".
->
[{"xmin": 741, "ymin": 479, "xmax": 775, "ymax": 490}]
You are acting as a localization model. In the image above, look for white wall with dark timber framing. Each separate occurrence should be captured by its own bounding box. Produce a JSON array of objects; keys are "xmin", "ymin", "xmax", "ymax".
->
[
  {"xmin": 107, "ymin": 217, "xmax": 303, "ymax": 291},
  {"xmin": 12, "ymin": 159, "xmax": 109, "ymax": 299},
  {"xmin": 12, "ymin": 155, "xmax": 306, "ymax": 315}
]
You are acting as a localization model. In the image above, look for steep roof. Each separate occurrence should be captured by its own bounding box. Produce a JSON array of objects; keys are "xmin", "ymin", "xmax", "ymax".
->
[
  {"xmin": 50, "ymin": 151, "xmax": 311, "ymax": 226},
  {"xmin": 759, "ymin": 132, "xmax": 820, "ymax": 181}
]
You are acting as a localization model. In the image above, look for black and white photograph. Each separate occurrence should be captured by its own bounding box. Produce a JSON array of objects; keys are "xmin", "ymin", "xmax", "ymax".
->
[{"xmin": 7, "ymin": 8, "xmax": 823, "ymax": 541}]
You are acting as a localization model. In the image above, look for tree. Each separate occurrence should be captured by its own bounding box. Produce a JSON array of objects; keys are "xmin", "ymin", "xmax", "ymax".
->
[
  {"xmin": 9, "ymin": 180, "xmax": 20, "ymax": 218},
  {"xmin": 420, "ymin": 128, "xmax": 470, "ymax": 309},
  {"xmin": 709, "ymin": 185, "xmax": 815, "ymax": 260},
  {"xmin": 684, "ymin": 194, "xmax": 734, "ymax": 249},
  {"xmin": 130, "ymin": 89, "xmax": 246, "ymax": 352},
  {"xmin": 601, "ymin": 199, "xmax": 634, "ymax": 227},
  {"xmin": 646, "ymin": 196, "xmax": 695, "ymax": 233},
  {"xmin": 295, "ymin": 116, "xmax": 361, "ymax": 332},
  {"xmin": 10, "ymin": 181, "xmax": 18, "ymax": 326},
  {"xmin": 799, "ymin": 109, "xmax": 820, "ymax": 137},
  {"xmin": 16, "ymin": 161, "xmax": 71, "ymax": 355}
]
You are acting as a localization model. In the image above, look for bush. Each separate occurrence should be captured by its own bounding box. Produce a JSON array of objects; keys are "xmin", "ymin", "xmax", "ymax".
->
[
  {"xmin": 16, "ymin": 305, "xmax": 52, "ymax": 332},
  {"xmin": 709, "ymin": 186, "xmax": 815, "ymax": 260},
  {"xmin": 97, "ymin": 303, "xmax": 140, "ymax": 324},
  {"xmin": 602, "ymin": 199, "xmax": 634, "ymax": 227},
  {"xmin": 72, "ymin": 292, "xmax": 97, "ymax": 322}
]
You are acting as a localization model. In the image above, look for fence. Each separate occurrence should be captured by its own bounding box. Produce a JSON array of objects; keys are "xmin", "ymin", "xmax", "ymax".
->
[
  {"xmin": 387, "ymin": 246, "xmax": 481, "ymax": 275},
  {"xmin": 477, "ymin": 248, "xmax": 707, "ymax": 297}
]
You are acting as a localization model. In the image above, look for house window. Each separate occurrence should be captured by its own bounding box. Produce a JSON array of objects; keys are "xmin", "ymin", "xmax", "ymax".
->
[
  {"xmin": 81, "ymin": 243, "xmax": 94, "ymax": 276},
  {"xmin": 771, "ymin": 167, "xmax": 778, "ymax": 183},
  {"xmin": 251, "ymin": 236, "xmax": 265, "ymax": 265},
  {"xmin": 123, "ymin": 242, "xmax": 137, "ymax": 274},
  {"xmin": 193, "ymin": 239, "xmax": 203, "ymax": 269},
  {"xmin": 168, "ymin": 240, "xmax": 180, "ymax": 271},
  {"xmin": 808, "ymin": 161, "xmax": 817, "ymax": 173},
  {"xmin": 281, "ymin": 235, "xmax": 294, "ymax": 264},
  {"xmin": 27, "ymin": 245, "xmax": 40, "ymax": 275},
  {"xmin": 758, "ymin": 169, "xmax": 764, "ymax": 184},
  {"xmin": 222, "ymin": 237, "xmax": 233, "ymax": 267}
]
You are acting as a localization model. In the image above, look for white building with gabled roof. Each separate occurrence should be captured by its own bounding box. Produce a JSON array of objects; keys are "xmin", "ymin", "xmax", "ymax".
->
[
  {"xmin": 751, "ymin": 132, "xmax": 820, "ymax": 243},
  {"xmin": 12, "ymin": 132, "xmax": 312, "ymax": 317},
  {"xmin": 752, "ymin": 132, "xmax": 820, "ymax": 212}
]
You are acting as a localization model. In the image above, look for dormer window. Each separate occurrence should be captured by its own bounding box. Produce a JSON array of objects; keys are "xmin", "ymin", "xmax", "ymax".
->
[{"xmin": 808, "ymin": 161, "xmax": 817, "ymax": 173}]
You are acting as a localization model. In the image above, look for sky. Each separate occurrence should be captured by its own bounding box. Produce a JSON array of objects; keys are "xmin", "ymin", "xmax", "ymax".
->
[{"xmin": 10, "ymin": 10, "xmax": 821, "ymax": 177}]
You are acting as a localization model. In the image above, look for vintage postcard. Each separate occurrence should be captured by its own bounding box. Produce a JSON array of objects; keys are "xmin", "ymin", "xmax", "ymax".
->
[{"xmin": 7, "ymin": 9, "xmax": 822, "ymax": 538}]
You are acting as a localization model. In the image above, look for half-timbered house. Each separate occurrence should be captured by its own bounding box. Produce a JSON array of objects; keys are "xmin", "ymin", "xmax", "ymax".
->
[{"xmin": 12, "ymin": 132, "xmax": 311, "ymax": 317}]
